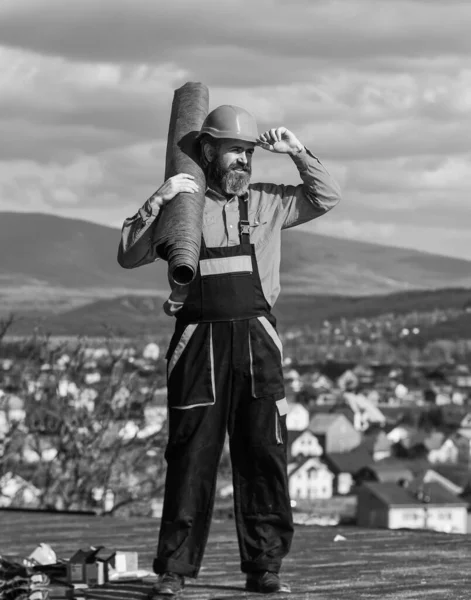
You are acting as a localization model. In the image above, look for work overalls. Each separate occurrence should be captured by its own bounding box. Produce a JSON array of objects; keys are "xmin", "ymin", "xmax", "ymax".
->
[{"xmin": 153, "ymin": 196, "xmax": 294, "ymax": 578}]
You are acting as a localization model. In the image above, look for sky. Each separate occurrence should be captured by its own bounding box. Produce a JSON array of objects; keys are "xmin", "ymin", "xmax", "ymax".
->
[{"xmin": 0, "ymin": 0, "xmax": 470, "ymax": 258}]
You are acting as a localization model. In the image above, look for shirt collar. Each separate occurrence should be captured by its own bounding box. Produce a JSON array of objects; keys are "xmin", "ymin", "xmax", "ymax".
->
[{"xmin": 206, "ymin": 187, "xmax": 249, "ymax": 202}]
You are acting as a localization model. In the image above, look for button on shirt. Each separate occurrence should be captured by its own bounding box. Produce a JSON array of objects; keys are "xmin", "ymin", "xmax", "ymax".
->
[{"xmin": 118, "ymin": 148, "xmax": 341, "ymax": 316}]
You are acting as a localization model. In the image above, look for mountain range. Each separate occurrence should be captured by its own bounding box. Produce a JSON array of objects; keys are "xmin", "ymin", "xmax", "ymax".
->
[{"xmin": 1, "ymin": 211, "xmax": 470, "ymax": 337}]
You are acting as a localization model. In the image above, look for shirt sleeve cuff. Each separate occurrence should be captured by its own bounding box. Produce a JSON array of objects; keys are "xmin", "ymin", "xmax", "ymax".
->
[
  {"xmin": 138, "ymin": 198, "xmax": 161, "ymax": 221},
  {"xmin": 290, "ymin": 145, "xmax": 322, "ymax": 168}
]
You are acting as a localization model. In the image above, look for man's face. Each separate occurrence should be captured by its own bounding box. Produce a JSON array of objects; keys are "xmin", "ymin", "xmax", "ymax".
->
[{"xmin": 207, "ymin": 139, "xmax": 255, "ymax": 196}]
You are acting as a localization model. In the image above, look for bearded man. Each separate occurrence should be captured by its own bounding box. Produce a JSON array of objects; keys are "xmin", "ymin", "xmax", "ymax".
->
[{"xmin": 117, "ymin": 105, "xmax": 341, "ymax": 597}]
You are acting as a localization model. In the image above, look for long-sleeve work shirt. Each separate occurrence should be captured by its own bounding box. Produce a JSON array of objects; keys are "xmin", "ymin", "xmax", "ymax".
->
[{"xmin": 117, "ymin": 148, "xmax": 341, "ymax": 316}]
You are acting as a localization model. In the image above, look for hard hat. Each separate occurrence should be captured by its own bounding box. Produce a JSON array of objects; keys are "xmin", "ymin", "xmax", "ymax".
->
[{"xmin": 198, "ymin": 105, "xmax": 258, "ymax": 143}]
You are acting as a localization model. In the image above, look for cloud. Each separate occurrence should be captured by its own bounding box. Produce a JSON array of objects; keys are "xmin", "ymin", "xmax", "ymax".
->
[
  {"xmin": 0, "ymin": 0, "xmax": 470, "ymax": 261},
  {"xmin": 0, "ymin": 48, "xmax": 187, "ymax": 161},
  {"xmin": 1, "ymin": 0, "xmax": 470, "ymax": 69}
]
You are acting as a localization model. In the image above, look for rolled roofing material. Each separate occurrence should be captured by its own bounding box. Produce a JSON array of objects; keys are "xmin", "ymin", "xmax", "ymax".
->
[{"xmin": 153, "ymin": 82, "xmax": 209, "ymax": 285}]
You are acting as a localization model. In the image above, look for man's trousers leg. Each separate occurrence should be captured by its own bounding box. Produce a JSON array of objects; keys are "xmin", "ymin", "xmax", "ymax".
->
[
  {"xmin": 153, "ymin": 323, "xmax": 231, "ymax": 578},
  {"xmin": 229, "ymin": 321, "xmax": 294, "ymax": 575}
]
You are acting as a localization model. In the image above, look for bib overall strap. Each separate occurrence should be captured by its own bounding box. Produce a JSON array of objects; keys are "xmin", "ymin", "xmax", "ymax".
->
[{"xmin": 238, "ymin": 196, "xmax": 251, "ymax": 247}]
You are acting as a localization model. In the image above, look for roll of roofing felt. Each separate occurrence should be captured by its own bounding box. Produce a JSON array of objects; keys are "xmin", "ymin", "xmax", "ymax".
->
[{"xmin": 153, "ymin": 82, "xmax": 209, "ymax": 285}]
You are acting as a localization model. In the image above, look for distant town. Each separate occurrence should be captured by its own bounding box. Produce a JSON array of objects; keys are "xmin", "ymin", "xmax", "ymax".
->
[{"xmin": 1, "ymin": 304, "xmax": 471, "ymax": 536}]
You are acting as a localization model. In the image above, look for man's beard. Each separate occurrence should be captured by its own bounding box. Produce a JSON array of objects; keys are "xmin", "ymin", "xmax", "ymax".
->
[{"xmin": 208, "ymin": 156, "xmax": 252, "ymax": 196}]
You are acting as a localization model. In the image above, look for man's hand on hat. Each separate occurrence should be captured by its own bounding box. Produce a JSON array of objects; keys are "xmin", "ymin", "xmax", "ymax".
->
[
  {"xmin": 149, "ymin": 173, "xmax": 199, "ymax": 209},
  {"xmin": 256, "ymin": 128, "xmax": 304, "ymax": 156}
]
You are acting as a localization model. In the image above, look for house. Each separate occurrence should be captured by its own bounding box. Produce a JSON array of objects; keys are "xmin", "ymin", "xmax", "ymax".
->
[
  {"xmin": 337, "ymin": 370, "xmax": 359, "ymax": 391},
  {"xmin": 309, "ymin": 413, "xmax": 361, "ymax": 454},
  {"xmin": 284, "ymin": 369, "xmax": 302, "ymax": 393},
  {"xmin": 393, "ymin": 430, "xmax": 430, "ymax": 460},
  {"xmin": 288, "ymin": 457, "xmax": 334, "ymax": 500},
  {"xmin": 1, "ymin": 359, "xmax": 13, "ymax": 371},
  {"xmin": 418, "ymin": 469, "xmax": 464, "ymax": 497},
  {"xmin": 142, "ymin": 343, "xmax": 160, "ymax": 361},
  {"xmin": 441, "ymin": 405, "xmax": 468, "ymax": 429},
  {"xmin": 452, "ymin": 391, "xmax": 466, "ymax": 405},
  {"xmin": 287, "ymin": 430, "xmax": 323, "ymax": 460},
  {"xmin": 356, "ymin": 481, "xmax": 468, "ymax": 534},
  {"xmin": 459, "ymin": 412, "xmax": 471, "ymax": 430},
  {"xmin": 362, "ymin": 429, "xmax": 393, "ymax": 461},
  {"xmin": 342, "ymin": 392, "xmax": 386, "ymax": 431},
  {"xmin": 454, "ymin": 430, "xmax": 471, "ymax": 465},
  {"xmin": 286, "ymin": 402, "xmax": 310, "ymax": 431},
  {"xmin": 324, "ymin": 446, "xmax": 373, "ymax": 495},
  {"xmin": 386, "ymin": 425, "xmax": 416, "ymax": 445},
  {"xmin": 426, "ymin": 434, "xmax": 459, "ymax": 465},
  {"xmin": 366, "ymin": 389, "xmax": 381, "ymax": 405},
  {"xmin": 355, "ymin": 459, "xmax": 419, "ymax": 487},
  {"xmin": 352, "ymin": 364, "xmax": 375, "ymax": 387},
  {"xmin": 432, "ymin": 464, "xmax": 471, "ymax": 495},
  {"xmin": 311, "ymin": 374, "xmax": 334, "ymax": 393},
  {"xmin": 449, "ymin": 365, "xmax": 471, "ymax": 390},
  {"xmin": 84, "ymin": 372, "xmax": 101, "ymax": 385},
  {"xmin": 435, "ymin": 392, "xmax": 452, "ymax": 406},
  {"xmin": 395, "ymin": 430, "xmax": 463, "ymax": 464}
]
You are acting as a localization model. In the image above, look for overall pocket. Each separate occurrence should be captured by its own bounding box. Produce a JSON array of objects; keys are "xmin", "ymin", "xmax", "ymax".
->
[
  {"xmin": 249, "ymin": 316, "xmax": 285, "ymax": 399},
  {"xmin": 275, "ymin": 397, "xmax": 289, "ymax": 445},
  {"xmin": 167, "ymin": 322, "xmax": 216, "ymax": 409}
]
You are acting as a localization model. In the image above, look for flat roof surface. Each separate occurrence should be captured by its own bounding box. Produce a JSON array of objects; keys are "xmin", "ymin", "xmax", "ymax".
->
[{"xmin": 1, "ymin": 510, "xmax": 471, "ymax": 599}]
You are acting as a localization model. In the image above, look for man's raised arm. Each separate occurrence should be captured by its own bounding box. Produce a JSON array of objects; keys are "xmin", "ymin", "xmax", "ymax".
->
[{"xmin": 256, "ymin": 127, "xmax": 341, "ymax": 229}]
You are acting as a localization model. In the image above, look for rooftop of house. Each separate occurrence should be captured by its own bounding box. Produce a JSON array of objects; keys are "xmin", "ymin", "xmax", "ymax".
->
[
  {"xmin": 361, "ymin": 481, "xmax": 469, "ymax": 508},
  {"xmin": 432, "ymin": 463, "xmax": 471, "ymax": 490},
  {"xmin": 288, "ymin": 456, "xmax": 328, "ymax": 477},
  {"xmin": 1, "ymin": 510, "xmax": 471, "ymax": 599},
  {"xmin": 424, "ymin": 431, "xmax": 447, "ymax": 450},
  {"xmin": 309, "ymin": 412, "xmax": 346, "ymax": 433},
  {"xmin": 324, "ymin": 445, "xmax": 373, "ymax": 474},
  {"xmin": 286, "ymin": 429, "xmax": 308, "ymax": 446},
  {"xmin": 362, "ymin": 430, "xmax": 393, "ymax": 453},
  {"xmin": 357, "ymin": 457, "xmax": 431, "ymax": 483}
]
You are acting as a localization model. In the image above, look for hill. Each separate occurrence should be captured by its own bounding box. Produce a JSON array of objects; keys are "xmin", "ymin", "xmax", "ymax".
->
[
  {"xmin": 1, "ymin": 212, "xmax": 471, "ymax": 311},
  {"xmin": 0, "ymin": 211, "xmax": 168, "ymax": 292},
  {"xmin": 2, "ymin": 212, "xmax": 471, "ymax": 336},
  {"xmin": 279, "ymin": 231, "xmax": 471, "ymax": 295},
  {"xmin": 8, "ymin": 288, "xmax": 471, "ymax": 339}
]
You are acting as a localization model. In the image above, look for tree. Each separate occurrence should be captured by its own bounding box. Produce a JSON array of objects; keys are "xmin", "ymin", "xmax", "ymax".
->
[{"xmin": 0, "ymin": 325, "xmax": 168, "ymax": 517}]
